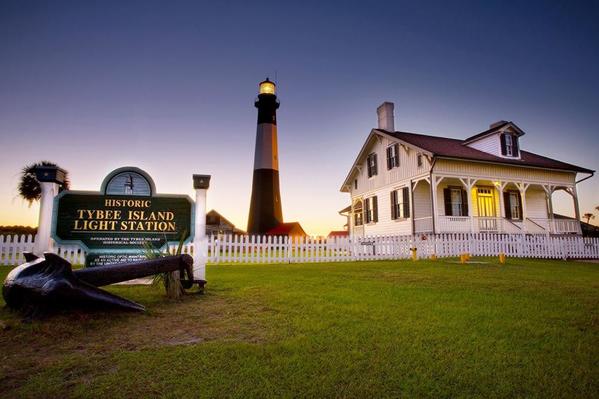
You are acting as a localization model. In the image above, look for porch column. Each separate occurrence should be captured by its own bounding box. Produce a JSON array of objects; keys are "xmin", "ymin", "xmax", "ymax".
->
[
  {"xmin": 496, "ymin": 182, "xmax": 507, "ymax": 233},
  {"xmin": 571, "ymin": 186, "xmax": 582, "ymax": 233},
  {"xmin": 517, "ymin": 182, "xmax": 530, "ymax": 233},
  {"xmin": 410, "ymin": 179, "xmax": 415, "ymax": 235},
  {"xmin": 460, "ymin": 178, "xmax": 475, "ymax": 233},
  {"xmin": 349, "ymin": 203, "xmax": 355, "ymax": 239},
  {"xmin": 431, "ymin": 175, "xmax": 439, "ymax": 234},
  {"xmin": 543, "ymin": 185, "xmax": 555, "ymax": 218},
  {"xmin": 543, "ymin": 185, "xmax": 555, "ymax": 233},
  {"xmin": 497, "ymin": 182, "xmax": 507, "ymax": 218}
]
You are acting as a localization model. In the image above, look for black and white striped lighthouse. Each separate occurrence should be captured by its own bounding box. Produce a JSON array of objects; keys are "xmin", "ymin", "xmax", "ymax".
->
[{"xmin": 247, "ymin": 78, "xmax": 283, "ymax": 234}]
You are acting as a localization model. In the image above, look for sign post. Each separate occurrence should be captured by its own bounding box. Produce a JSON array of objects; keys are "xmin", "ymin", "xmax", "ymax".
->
[
  {"xmin": 193, "ymin": 174, "xmax": 210, "ymax": 282},
  {"xmin": 34, "ymin": 166, "xmax": 66, "ymax": 256}
]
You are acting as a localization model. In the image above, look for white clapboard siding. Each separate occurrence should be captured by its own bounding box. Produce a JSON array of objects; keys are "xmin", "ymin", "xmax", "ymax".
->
[{"xmin": 2, "ymin": 233, "xmax": 599, "ymax": 267}]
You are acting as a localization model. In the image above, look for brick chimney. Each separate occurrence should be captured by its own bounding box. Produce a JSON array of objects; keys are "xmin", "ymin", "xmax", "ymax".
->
[{"xmin": 377, "ymin": 102, "xmax": 395, "ymax": 131}]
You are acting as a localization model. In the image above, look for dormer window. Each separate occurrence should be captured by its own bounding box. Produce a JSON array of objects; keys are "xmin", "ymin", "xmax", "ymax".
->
[{"xmin": 501, "ymin": 133, "xmax": 519, "ymax": 157}]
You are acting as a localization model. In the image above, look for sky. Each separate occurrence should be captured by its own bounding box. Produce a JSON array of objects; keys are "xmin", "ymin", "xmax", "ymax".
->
[{"xmin": 0, "ymin": 0, "xmax": 598, "ymax": 235}]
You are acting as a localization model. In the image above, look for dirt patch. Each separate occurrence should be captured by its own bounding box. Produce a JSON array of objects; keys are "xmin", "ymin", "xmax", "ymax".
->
[{"xmin": 0, "ymin": 290, "xmax": 274, "ymax": 394}]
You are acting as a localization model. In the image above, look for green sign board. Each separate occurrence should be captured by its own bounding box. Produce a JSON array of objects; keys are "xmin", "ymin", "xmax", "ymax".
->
[{"xmin": 52, "ymin": 167, "xmax": 194, "ymax": 266}]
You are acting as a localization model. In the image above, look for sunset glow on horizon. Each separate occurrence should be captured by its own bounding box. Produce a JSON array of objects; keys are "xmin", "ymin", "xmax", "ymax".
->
[{"xmin": 1, "ymin": 1, "xmax": 598, "ymax": 235}]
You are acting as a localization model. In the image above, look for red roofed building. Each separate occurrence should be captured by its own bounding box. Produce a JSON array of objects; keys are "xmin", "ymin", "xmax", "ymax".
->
[
  {"xmin": 341, "ymin": 102, "xmax": 594, "ymax": 237},
  {"xmin": 266, "ymin": 222, "xmax": 307, "ymax": 238},
  {"xmin": 327, "ymin": 230, "xmax": 349, "ymax": 239}
]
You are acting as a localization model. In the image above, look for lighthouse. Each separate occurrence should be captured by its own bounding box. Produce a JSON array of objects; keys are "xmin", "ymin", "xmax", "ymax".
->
[{"xmin": 247, "ymin": 78, "xmax": 283, "ymax": 234}]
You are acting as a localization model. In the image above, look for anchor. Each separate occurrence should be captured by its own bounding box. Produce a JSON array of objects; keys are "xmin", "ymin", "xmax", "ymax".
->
[{"xmin": 2, "ymin": 252, "xmax": 204, "ymax": 318}]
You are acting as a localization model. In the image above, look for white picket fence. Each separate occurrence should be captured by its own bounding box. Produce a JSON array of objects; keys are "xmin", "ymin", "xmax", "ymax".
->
[
  {"xmin": 2, "ymin": 233, "xmax": 599, "ymax": 266},
  {"xmin": 0, "ymin": 234, "xmax": 87, "ymax": 266},
  {"xmin": 206, "ymin": 233, "xmax": 599, "ymax": 263}
]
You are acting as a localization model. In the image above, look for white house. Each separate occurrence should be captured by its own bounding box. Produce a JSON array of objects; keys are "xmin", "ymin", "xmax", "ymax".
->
[{"xmin": 340, "ymin": 103, "xmax": 594, "ymax": 237}]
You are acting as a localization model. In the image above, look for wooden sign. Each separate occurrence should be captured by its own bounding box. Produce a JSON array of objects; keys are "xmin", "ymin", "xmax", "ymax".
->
[{"xmin": 52, "ymin": 167, "xmax": 193, "ymax": 266}]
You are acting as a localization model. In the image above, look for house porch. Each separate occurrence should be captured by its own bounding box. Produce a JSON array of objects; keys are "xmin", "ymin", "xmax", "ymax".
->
[{"xmin": 413, "ymin": 175, "xmax": 582, "ymax": 235}]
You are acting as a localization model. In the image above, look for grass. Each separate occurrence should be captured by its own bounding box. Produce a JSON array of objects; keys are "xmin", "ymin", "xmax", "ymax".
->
[{"xmin": 0, "ymin": 258, "xmax": 597, "ymax": 398}]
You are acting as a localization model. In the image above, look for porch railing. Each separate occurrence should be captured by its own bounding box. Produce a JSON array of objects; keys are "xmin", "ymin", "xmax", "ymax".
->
[
  {"xmin": 437, "ymin": 216, "xmax": 471, "ymax": 233},
  {"xmin": 414, "ymin": 216, "xmax": 434, "ymax": 234},
  {"xmin": 475, "ymin": 217, "xmax": 523, "ymax": 234},
  {"xmin": 476, "ymin": 217, "xmax": 500, "ymax": 232},
  {"xmin": 529, "ymin": 218, "xmax": 582, "ymax": 235}
]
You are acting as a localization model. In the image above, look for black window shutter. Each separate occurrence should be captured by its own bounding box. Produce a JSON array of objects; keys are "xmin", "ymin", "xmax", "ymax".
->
[
  {"xmin": 373, "ymin": 196, "xmax": 378, "ymax": 222},
  {"xmin": 373, "ymin": 154, "xmax": 378, "ymax": 175},
  {"xmin": 517, "ymin": 191, "xmax": 523, "ymax": 220},
  {"xmin": 364, "ymin": 199, "xmax": 369, "ymax": 223},
  {"xmin": 386, "ymin": 147, "xmax": 391, "ymax": 170},
  {"xmin": 394, "ymin": 144, "xmax": 400, "ymax": 167},
  {"xmin": 443, "ymin": 188, "xmax": 452, "ymax": 216},
  {"xmin": 503, "ymin": 191, "xmax": 511, "ymax": 219},
  {"xmin": 390, "ymin": 191, "xmax": 396, "ymax": 220},
  {"xmin": 512, "ymin": 136, "xmax": 519, "ymax": 156},
  {"xmin": 402, "ymin": 187, "xmax": 410, "ymax": 218},
  {"xmin": 461, "ymin": 189, "xmax": 469, "ymax": 216},
  {"xmin": 500, "ymin": 134, "xmax": 507, "ymax": 155}
]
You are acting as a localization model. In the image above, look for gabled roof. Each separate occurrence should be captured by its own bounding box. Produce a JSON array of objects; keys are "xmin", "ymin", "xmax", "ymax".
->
[
  {"xmin": 206, "ymin": 209, "xmax": 246, "ymax": 234},
  {"xmin": 267, "ymin": 222, "xmax": 307, "ymax": 237},
  {"xmin": 462, "ymin": 121, "xmax": 524, "ymax": 144},
  {"xmin": 340, "ymin": 127, "xmax": 593, "ymax": 192},
  {"xmin": 383, "ymin": 130, "xmax": 593, "ymax": 173},
  {"xmin": 207, "ymin": 209, "xmax": 234, "ymax": 227},
  {"xmin": 338, "ymin": 205, "xmax": 351, "ymax": 214},
  {"xmin": 340, "ymin": 129, "xmax": 432, "ymax": 191}
]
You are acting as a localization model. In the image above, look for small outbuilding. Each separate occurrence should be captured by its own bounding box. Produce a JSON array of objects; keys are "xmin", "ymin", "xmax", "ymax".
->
[{"xmin": 266, "ymin": 222, "xmax": 307, "ymax": 238}]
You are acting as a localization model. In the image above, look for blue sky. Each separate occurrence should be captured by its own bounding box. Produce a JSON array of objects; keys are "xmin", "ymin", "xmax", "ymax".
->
[{"xmin": 1, "ymin": 0, "xmax": 598, "ymax": 234}]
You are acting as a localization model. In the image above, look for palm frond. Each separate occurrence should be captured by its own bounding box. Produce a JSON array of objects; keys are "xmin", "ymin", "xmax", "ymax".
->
[{"xmin": 18, "ymin": 161, "xmax": 70, "ymax": 206}]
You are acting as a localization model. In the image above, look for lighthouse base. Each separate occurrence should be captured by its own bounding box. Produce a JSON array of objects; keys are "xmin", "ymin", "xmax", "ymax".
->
[{"xmin": 247, "ymin": 168, "xmax": 283, "ymax": 234}]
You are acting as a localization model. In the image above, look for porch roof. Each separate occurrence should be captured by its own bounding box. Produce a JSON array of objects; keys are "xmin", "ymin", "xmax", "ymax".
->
[{"xmin": 378, "ymin": 129, "xmax": 594, "ymax": 174}]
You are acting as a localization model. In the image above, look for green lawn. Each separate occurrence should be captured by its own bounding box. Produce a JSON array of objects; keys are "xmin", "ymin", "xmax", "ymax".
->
[{"xmin": 0, "ymin": 258, "xmax": 597, "ymax": 398}]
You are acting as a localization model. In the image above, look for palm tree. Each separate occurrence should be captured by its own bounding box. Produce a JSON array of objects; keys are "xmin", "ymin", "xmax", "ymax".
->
[
  {"xmin": 18, "ymin": 161, "xmax": 69, "ymax": 207},
  {"xmin": 582, "ymin": 212, "xmax": 595, "ymax": 225}
]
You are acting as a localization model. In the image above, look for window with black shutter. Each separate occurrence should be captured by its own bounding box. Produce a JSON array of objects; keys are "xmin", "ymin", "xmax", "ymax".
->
[
  {"xmin": 354, "ymin": 201, "xmax": 363, "ymax": 226},
  {"xmin": 372, "ymin": 196, "xmax": 378, "ymax": 222},
  {"xmin": 512, "ymin": 136, "xmax": 519, "ymax": 156},
  {"xmin": 386, "ymin": 144, "xmax": 399, "ymax": 170},
  {"xmin": 367, "ymin": 153, "xmax": 378, "ymax": 177},
  {"xmin": 443, "ymin": 187, "xmax": 468, "ymax": 216},
  {"xmin": 365, "ymin": 197, "xmax": 372, "ymax": 223},
  {"xmin": 504, "ymin": 191, "xmax": 522, "ymax": 220},
  {"xmin": 402, "ymin": 187, "xmax": 410, "ymax": 218},
  {"xmin": 391, "ymin": 187, "xmax": 410, "ymax": 219},
  {"xmin": 501, "ymin": 134, "xmax": 519, "ymax": 157}
]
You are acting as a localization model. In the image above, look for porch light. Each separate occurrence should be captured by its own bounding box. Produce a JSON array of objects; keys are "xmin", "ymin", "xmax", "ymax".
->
[
  {"xmin": 493, "ymin": 181, "xmax": 501, "ymax": 187},
  {"xmin": 259, "ymin": 78, "xmax": 276, "ymax": 95}
]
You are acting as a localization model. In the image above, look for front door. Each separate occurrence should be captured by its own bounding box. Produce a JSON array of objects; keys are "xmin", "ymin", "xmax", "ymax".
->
[{"xmin": 477, "ymin": 187, "xmax": 497, "ymax": 231}]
